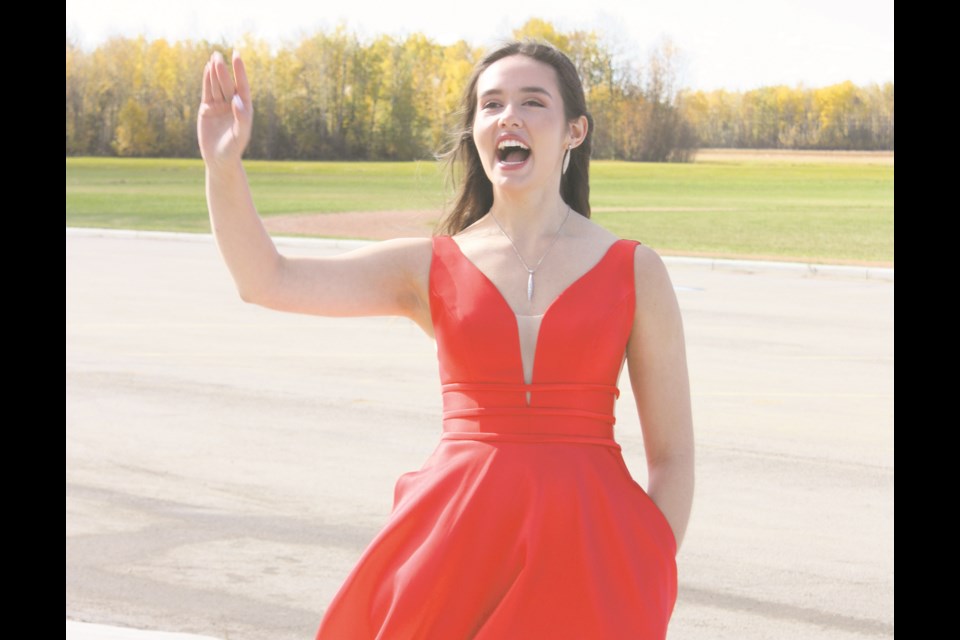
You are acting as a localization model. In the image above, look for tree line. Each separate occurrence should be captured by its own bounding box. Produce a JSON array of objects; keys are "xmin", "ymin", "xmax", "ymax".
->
[
  {"xmin": 683, "ymin": 82, "xmax": 893, "ymax": 150},
  {"xmin": 65, "ymin": 19, "xmax": 893, "ymax": 162}
]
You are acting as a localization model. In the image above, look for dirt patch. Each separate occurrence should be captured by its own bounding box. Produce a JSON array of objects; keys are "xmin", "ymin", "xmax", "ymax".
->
[
  {"xmin": 264, "ymin": 210, "xmax": 440, "ymax": 240},
  {"xmin": 694, "ymin": 148, "xmax": 894, "ymax": 165}
]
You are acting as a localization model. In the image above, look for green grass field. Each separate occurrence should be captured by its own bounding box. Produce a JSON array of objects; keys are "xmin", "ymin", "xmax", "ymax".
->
[{"xmin": 65, "ymin": 155, "xmax": 894, "ymax": 265}]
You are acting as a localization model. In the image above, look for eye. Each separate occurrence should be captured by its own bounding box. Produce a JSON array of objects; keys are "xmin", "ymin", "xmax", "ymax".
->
[
  {"xmin": 480, "ymin": 100, "xmax": 502, "ymax": 110},
  {"xmin": 523, "ymin": 99, "xmax": 545, "ymax": 107}
]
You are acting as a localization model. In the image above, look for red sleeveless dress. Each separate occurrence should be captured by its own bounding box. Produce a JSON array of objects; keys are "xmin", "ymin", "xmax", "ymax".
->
[{"xmin": 316, "ymin": 235, "xmax": 677, "ymax": 639}]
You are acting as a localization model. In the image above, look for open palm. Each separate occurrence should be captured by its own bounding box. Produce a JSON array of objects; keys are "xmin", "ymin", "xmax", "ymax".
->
[{"xmin": 197, "ymin": 51, "xmax": 253, "ymax": 165}]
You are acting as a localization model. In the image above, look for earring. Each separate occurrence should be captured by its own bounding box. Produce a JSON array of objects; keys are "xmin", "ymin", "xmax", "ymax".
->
[{"xmin": 562, "ymin": 147, "xmax": 571, "ymax": 175}]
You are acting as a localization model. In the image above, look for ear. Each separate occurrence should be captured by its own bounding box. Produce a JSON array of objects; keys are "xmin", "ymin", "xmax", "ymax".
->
[{"xmin": 566, "ymin": 115, "xmax": 589, "ymax": 150}]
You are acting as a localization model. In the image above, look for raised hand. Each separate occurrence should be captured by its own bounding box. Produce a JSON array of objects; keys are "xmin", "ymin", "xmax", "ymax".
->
[{"xmin": 197, "ymin": 51, "xmax": 253, "ymax": 166}]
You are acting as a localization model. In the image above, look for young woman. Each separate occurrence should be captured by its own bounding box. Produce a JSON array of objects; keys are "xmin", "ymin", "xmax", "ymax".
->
[{"xmin": 199, "ymin": 40, "xmax": 694, "ymax": 639}]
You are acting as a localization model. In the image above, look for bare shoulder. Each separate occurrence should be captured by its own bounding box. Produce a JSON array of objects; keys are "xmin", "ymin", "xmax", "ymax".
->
[
  {"xmin": 396, "ymin": 235, "xmax": 435, "ymax": 287},
  {"xmin": 361, "ymin": 235, "xmax": 433, "ymax": 307},
  {"xmin": 337, "ymin": 235, "xmax": 433, "ymax": 283},
  {"xmin": 351, "ymin": 235, "xmax": 432, "ymax": 261},
  {"xmin": 379, "ymin": 236, "xmax": 433, "ymax": 332},
  {"xmin": 632, "ymin": 243, "xmax": 669, "ymax": 281},
  {"xmin": 564, "ymin": 213, "xmax": 621, "ymax": 256},
  {"xmin": 569, "ymin": 213, "xmax": 618, "ymax": 241},
  {"xmin": 567, "ymin": 216, "xmax": 666, "ymax": 293},
  {"xmin": 318, "ymin": 235, "xmax": 434, "ymax": 328},
  {"xmin": 630, "ymin": 245, "xmax": 680, "ymax": 318}
]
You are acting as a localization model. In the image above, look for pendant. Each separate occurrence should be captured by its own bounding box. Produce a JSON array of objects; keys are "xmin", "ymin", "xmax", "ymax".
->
[{"xmin": 527, "ymin": 271, "xmax": 534, "ymax": 301}]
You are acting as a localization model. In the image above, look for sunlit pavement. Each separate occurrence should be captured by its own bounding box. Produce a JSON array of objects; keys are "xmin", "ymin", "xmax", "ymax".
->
[{"xmin": 66, "ymin": 229, "xmax": 893, "ymax": 640}]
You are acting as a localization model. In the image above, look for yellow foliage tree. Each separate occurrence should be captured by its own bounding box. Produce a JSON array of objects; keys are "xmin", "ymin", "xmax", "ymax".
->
[{"xmin": 113, "ymin": 97, "xmax": 155, "ymax": 156}]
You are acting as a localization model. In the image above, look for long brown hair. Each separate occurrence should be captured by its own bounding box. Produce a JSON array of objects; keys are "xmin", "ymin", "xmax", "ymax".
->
[{"xmin": 436, "ymin": 40, "xmax": 594, "ymax": 236}]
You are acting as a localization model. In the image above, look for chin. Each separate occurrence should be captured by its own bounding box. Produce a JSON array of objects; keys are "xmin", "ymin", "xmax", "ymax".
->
[{"xmin": 492, "ymin": 170, "xmax": 558, "ymax": 194}]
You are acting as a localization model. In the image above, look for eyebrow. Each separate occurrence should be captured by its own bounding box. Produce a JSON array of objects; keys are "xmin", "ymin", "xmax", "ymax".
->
[{"xmin": 479, "ymin": 86, "xmax": 553, "ymax": 99}]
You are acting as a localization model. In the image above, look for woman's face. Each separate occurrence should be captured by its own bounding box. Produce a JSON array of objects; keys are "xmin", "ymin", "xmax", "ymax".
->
[{"xmin": 472, "ymin": 54, "xmax": 583, "ymax": 195}]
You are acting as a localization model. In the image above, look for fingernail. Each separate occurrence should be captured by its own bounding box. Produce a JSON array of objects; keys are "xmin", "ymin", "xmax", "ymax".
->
[{"xmin": 232, "ymin": 94, "xmax": 244, "ymax": 111}]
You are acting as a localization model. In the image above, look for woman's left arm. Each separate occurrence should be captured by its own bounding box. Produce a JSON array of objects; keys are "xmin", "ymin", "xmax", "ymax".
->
[{"xmin": 626, "ymin": 245, "xmax": 695, "ymax": 550}]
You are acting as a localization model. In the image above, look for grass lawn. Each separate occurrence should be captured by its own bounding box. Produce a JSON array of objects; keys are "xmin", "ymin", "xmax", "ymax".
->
[{"xmin": 65, "ymin": 155, "xmax": 893, "ymax": 265}]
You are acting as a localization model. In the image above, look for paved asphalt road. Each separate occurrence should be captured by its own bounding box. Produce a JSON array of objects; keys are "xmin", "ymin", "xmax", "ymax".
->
[{"xmin": 66, "ymin": 230, "xmax": 894, "ymax": 639}]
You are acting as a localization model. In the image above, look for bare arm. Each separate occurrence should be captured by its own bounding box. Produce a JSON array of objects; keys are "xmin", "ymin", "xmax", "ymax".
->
[
  {"xmin": 197, "ymin": 51, "xmax": 432, "ymax": 329},
  {"xmin": 626, "ymin": 245, "xmax": 695, "ymax": 549}
]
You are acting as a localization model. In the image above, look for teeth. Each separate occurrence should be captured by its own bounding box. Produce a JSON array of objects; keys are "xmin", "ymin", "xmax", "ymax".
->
[{"xmin": 497, "ymin": 139, "xmax": 530, "ymax": 151}]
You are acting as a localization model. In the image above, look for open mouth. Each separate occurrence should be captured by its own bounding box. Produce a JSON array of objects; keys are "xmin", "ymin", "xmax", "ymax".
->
[{"xmin": 497, "ymin": 139, "xmax": 531, "ymax": 165}]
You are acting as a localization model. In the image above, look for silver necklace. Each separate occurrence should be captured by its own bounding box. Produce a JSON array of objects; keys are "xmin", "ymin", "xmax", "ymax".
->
[{"xmin": 490, "ymin": 205, "xmax": 572, "ymax": 302}]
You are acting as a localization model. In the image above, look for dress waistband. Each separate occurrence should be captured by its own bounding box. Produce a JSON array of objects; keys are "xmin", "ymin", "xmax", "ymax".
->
[{"xmin": 441, "ymin": 382, "xmax": 620, "ymax": 446}]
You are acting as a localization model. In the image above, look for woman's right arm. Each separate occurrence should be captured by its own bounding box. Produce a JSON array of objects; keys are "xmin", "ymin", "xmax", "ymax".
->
[{"xmin": 197, "ymin": 52, "xmax": 432, "ymax": 329}]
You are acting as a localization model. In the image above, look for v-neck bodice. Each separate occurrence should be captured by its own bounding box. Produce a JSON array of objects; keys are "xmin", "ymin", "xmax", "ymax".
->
[{"xmin": 430, "ymin": 234, "xmax": 640, "ymax": 440}]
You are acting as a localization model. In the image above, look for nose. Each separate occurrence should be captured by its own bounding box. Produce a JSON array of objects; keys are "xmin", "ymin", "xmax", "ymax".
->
[{"xmin": 498, "ymin": 102, "xmax": 521, "ymax": 128}]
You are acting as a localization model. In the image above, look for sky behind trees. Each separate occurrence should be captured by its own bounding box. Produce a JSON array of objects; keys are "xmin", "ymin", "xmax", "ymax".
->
[{"xmin": 65, "ymin": 0, "xmax": 893, "ymax": 92}]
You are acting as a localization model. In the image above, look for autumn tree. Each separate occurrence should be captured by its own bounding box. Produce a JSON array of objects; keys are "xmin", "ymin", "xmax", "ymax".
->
[{"xmin": 682, "ymin": 82, "xmax": 893, "ymax": 150}]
